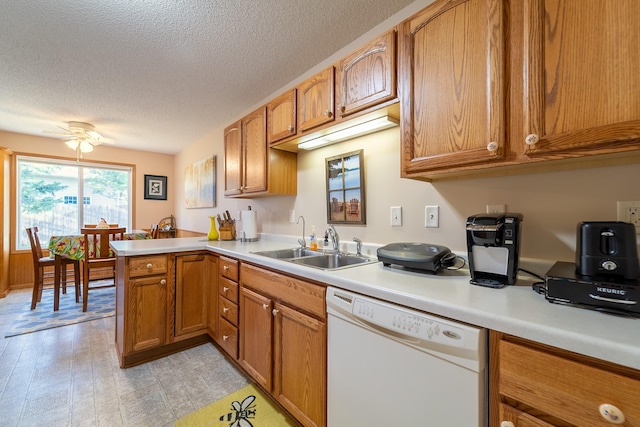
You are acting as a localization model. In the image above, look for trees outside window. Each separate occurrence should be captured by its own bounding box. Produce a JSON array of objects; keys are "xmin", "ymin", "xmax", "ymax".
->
[{"xmin": 16, "ymin": 156, "xmax": 132, "ymax": 250}]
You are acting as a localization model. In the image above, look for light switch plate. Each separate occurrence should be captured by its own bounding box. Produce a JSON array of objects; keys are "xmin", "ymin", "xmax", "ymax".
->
[
  {"xmin": 425, "ymin": 205, "xmax": 439, "ymax": 228},
  {"xmin": 390, "ymin": 206, "xmax": 402, "ymax": 226}
]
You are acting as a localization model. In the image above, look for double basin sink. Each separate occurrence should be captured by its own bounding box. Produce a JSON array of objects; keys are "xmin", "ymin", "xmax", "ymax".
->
[{"xmin": 251, "ymin": 247, "xmax": 377, "ymax": 271}]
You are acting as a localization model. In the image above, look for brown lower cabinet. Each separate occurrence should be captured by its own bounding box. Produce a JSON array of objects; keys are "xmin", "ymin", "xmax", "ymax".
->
[
  {"xmin": 491, "ymin": 331, "xmax": 640, "ymax": 426},
  {"xmin": 239, "ymin": 263, "xmax": 326, "ymax": 427},
  {"xmin": 115, "ymin": 252, "xmax": 212, "ymax": 368}
]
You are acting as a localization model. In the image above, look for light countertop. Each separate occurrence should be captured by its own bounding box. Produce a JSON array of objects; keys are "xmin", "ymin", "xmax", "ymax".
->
[{"xmin": 111, "ymin": 235, "xmax": 640, "ymax": 370}]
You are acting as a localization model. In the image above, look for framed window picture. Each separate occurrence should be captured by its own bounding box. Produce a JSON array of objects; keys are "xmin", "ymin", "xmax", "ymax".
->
[
  {"xmin": 144, "ymin": 175, "xmax": 167, "ymax": 200},
  {"xmin": 326, "ymin": 150, "xmax": 365, "ymax": 224}
]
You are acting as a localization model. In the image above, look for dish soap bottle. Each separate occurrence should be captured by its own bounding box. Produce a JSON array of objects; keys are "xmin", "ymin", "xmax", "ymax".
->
[{"xmin": 309, "ymin": 226, "xmax": 318, "ymax": 250}]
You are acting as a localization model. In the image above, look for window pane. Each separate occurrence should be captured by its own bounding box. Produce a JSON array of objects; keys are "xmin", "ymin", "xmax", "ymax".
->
[
  {"xmin": 83, "ymin": 168, "xmax": 129, "ymax": 227},
  {"xmin": 17, "ymin": 161, "xmax": 79, "ymax": 249},
  {"xmin": 17, "ymin": 156, "xmax": 131, "ymax": 250}
]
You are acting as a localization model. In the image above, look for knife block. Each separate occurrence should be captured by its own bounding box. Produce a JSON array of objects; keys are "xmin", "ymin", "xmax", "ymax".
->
[{"xmin": 219, "ymin": 223, "xmax": 236, "ymax": 241}]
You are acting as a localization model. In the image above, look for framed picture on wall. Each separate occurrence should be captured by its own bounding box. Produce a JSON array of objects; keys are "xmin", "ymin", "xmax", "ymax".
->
[
  {"xmin": 144, "ymin": 175, "xmax": 167, "ymax": 200},
  {"xmin": 184, "ymin": 155, "xmax": 216, "ymax": 208},
  {"xmin": 326, "ymin": 150, "xmax": 365, "ymax": 224}
]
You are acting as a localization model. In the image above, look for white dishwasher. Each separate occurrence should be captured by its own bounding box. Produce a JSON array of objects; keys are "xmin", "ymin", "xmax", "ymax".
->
[{"xmin": 327, "ymin": 287, "xmax": 487, "ymax": 426}]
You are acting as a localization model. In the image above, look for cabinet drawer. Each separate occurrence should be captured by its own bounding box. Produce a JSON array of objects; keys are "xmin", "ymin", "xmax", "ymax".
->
[
  {"xmin": 219, "ymin": 297, "xmax": 238, "ymax": 326},
  {"xmin": 128, "ymin": 255, "xmax": 168, "ymax": 277},
  {"xmin": 218, "ymin": 317, "xmax": 238, "ymax": 359},
  {"xmin": 499, "ymin": 339, "xmax": 640, "ymax": 425},
  {"xmin": 219, "ymin": 277, "xmax": 239, "ymax": 303},
  {"xmin": 219, "ymin": 256, "xmax": 239, "ymax": 282},
  {"xmin": 241, "ymin": 263, "xmax": 326, "ymax": 318}
]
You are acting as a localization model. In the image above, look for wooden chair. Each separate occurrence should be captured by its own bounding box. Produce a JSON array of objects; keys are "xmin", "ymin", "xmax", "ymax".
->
[
  {"xmin": 81, "ymin": 226, "xmax": 125, "ymax": 312},
  {"xmin": 26, "ymin": 226, "xmax": 81, "ymax": 310},
  {"xmin": 150, "ymin": 224, "xmax": 159, "ymax": 239}
]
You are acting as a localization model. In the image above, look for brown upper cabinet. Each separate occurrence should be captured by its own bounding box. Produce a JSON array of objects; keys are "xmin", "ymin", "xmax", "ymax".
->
[
  {"xmin": 223, "ymin": 120, "xmax": 242, "ymax": 196},
  {"xmin": 399, "ymin": 0, "xmax": 508, "ymax": 179},
  {"xmin": 517, "ymin": 0, "xmax": 640, "ymax": 160},
  {"xmin": 224, "ymin": 108, "xmax": 297, "ymax": 198},
  {"xmin": 336, "ymin": 30, "xmax": 397, "ymax": 118},
  {"xmin": 400, "ymin": 0, "xmax": 640, "ymax": 181},
  {"xmin": 267, "ymin": 88, "xmax": 297, "ymax": 145},
  {"xmin": 297, "ymin": 67, "xmax": 335, "ymax": 132}
]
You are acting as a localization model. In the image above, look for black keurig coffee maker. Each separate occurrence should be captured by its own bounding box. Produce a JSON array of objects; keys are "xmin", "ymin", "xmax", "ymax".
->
[{"xmin": 466, "ymin": 213, "xmax": 523, "ymax": 288}]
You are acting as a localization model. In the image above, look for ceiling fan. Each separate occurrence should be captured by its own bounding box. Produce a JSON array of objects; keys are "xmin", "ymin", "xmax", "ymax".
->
[{"xmin": 43, "ymin": 121, "xmax": 114, "ymax": 159}]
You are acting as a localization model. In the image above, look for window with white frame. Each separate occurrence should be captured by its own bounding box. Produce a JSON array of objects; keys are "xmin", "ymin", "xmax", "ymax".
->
[{"xmin": 16, "ymin": 156, "xmax": 132, "ymax": 250}]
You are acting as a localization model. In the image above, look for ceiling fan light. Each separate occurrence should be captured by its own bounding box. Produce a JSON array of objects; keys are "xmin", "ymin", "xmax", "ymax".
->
[
  {"xmin": 79, "ymin": 140, "xmax": 94, "ymax": 153},
  {"xmin": 65, "ymin": 139, "xmax": 80, "ymax": 150}
]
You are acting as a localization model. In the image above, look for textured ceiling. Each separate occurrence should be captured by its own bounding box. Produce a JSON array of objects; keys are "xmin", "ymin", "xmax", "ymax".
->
[{"xmin": 0, "ymin": 0, "xmax": 415, "ymax": 154}]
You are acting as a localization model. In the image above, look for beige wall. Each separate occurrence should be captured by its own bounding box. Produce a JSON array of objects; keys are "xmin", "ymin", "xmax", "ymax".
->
[
  {"xmin": 176, "ymin": 124, "xmax": 640, "ymax": 263},
  {"xmin": 0, "ymin": 130, "xmax": 175, "ymax": 231}
]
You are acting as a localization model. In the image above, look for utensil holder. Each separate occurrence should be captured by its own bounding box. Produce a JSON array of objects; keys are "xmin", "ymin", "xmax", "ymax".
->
[{"xmin": 219, "ymin": 223, "xmax": 236, "ymax": 241}]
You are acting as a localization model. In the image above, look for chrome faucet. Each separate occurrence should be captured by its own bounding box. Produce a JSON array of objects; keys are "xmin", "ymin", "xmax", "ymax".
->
[
  {"xmin": 297, "ymin": 216, "xmax": 306, "ymax": 248},
  {"xmin": 325, "ymin": 225, "xmax": 340, "ymax": 253},
  {"xmin": 353, "ymin": 237, "xmax": 362, "ymax": 256}
]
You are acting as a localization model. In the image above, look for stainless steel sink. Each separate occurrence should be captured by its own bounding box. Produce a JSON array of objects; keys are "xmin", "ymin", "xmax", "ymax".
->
[
  {"xmin": 252, "ymin": 247, "xmax": 377, "ymax": 270},
  {"xmin": 290, "ymin": 253, "xmax": 376, "ymax": 270},
  {"xmin": 251, "ymin": 247, "xmax": 324, "ymax": 260}
]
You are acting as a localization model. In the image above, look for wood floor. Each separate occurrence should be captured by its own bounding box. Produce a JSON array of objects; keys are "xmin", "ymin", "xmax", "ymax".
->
[{"xmin": 0, "ymin": 288, "xmax": 249, "ymax": 426}]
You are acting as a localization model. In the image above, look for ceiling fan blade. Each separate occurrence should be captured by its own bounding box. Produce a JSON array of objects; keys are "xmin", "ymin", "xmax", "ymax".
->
[{"xmin": 43, "ymin": 129, "xmax": 72, "ymax": 136}]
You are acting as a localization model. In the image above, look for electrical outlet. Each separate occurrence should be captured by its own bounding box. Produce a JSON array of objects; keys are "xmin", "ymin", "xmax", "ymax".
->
[
  {"xmin": 425, "ymin": 205, "xmax": 439, "ymax": 228},
  {"xmin": 289, "ymin": 209, "xmax": 296, "ymax": 223},
  {"xmin": 390, "ymin": 206, "xmax": 402, "ymax": 226},
  {"xmin": 486, "ymin": 204, "xmax": 506, "ymax": 214},
  {"xmin": 617, "ymin": 201, "xmax": 640, "ymax": 233}
]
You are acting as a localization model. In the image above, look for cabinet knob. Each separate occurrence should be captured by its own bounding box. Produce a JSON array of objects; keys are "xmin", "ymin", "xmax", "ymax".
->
[
  {"xmin": 223, "ymin": 287, "xmax": 229, "ymax": 293},
  {"xmin": 338, "ymin": 104, "xmax": 345, "ymax": 113},
  {"xmin": 146, "ymin": 263, "xmax": 153, "ymax": 269},
  {"xmin": 324, "ymin": 110, "xmax": 333, "ymax": 118},
  {"xmin": 525, "ymin": 133, "xmax": 539, "ymax": 148},
  {"xmin": 500, "ymin": 422, "xmax": 515, "ymax": 427},
  {"xmin": 223, "ymin": 265, "xmax": 229, "ymax": 271},
  {"xmin": 223, "ymin": 335, "xmax": 228, "ymax": 341},
  {"xmin": 223, "ymin": 307, "xmax": 229, "ymax": 313},
  {"xmin": 160, "ymin": 279, "xmax": 166, "ymax": 285},
  {"xmin": 272, "ymin": 308, "xmax": 279, "ymax": 316},
  {"xmin": 262, "ymin": 304, "xmax": 269, "ymax": 310},
  {"xmin": 487, "ymin": 141, "xmax": 499, "ymax": 153},
  {"xmin": 599, "ymin": 403, "xmax": 625, "ymax": 424},
  {"xmin": 287, "ymin": 125, "xmax": 294, "ymax": 132}
]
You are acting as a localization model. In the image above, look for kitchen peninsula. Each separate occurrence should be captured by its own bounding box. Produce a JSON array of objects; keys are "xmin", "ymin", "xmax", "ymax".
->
[{"xmin": 111, "ymin": 236, "xmax": 640, "ymax": 426}]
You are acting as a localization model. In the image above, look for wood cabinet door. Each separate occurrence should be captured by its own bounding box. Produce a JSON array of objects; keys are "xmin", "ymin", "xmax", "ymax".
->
[
  {"xmin": 399, "ymin": 0, "xmax": 507, "ymax": 176},
  {"xmin": 175, "ymin": 254, "xmax": 208, "ymax": 337},
  {"xmin": 336, "ymin": 30, "xmax": 396, "ymax": 117},
  {"xmin": 241, "ymin": 107, "xmax": 268, "ymax": 194},
  {"xmin": 206, "ymin": 254, "xmax": 218, "ymax": 338},
  {"xmin": 239, "ymin": 287, "xmax": 273, "ymax": 391},
  {"xmin": 126, "ymin": 275, "xmax": 167, "ymax": 353},
  {"xmin": 298, "ymin": 67, "xmax": 335, "ymax": 132},
  {"xmin": 223, "ymin": 121, "xmax": 242, "ymax": 196},
  {"xmin": 520, "ymin": 0, "xmax": 640, "ymax": 159},
  {"xmin": 267, "ymin": 89, "xmax": 297, "ymax": 144},
  {"xmin": 273, "ymin": 303, "xmax": 326, "ymax": 427}
]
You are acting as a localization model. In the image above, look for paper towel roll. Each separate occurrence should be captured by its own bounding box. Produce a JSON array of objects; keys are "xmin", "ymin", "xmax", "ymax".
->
[{"xmin": 241, "ymin": 209, "xmax": 258, "ymax": 241}]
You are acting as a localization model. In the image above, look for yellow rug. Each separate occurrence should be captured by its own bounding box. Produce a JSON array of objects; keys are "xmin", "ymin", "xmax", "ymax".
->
[{"xmin": 176, "ymin": 384, "xmax": 298, "ymax": 427}]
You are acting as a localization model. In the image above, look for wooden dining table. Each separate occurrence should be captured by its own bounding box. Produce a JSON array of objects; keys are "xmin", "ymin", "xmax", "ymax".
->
[{"xmin": 48, "ymin": 230, "xmax": 152, "ymax": 311}]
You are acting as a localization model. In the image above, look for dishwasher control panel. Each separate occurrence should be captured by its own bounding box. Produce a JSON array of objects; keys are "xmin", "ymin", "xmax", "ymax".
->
[{"xmin": 352, "ymin": 296, "xmax": 467, "ymax": 347}]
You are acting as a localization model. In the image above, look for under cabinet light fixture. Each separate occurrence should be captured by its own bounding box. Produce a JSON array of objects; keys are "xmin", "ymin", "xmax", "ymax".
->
[{"xmin": 297, "ymin": 115, "xmax": 399, "ymax": 150}]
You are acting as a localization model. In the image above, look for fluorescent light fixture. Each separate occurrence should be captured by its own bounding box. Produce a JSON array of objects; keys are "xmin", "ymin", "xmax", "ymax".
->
[{"xmin": 297, "ymin": 115, "xmax": 399, "ymax": 150}]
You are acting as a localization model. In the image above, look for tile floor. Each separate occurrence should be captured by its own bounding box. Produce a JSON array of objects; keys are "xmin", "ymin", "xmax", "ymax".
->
[{"xmin": 0, "ymin": 288, "xmax": 250, "ymax": 426}]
